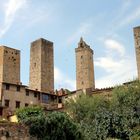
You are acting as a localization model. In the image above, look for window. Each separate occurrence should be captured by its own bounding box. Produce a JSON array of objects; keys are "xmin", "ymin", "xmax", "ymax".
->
[
  {"xmin": 16, "ymin": 101, "xmax": 20, "ymax": 108},
  {"xmin": 58, "ymin": 98, "xmax": 62, "ymax": 103},
  {"xmin": 25, "ymin": 103, "xmax": 29, "ymax": 107},
  {"xmin": 6, "ymin": 84, "xmax": 10, "ymax": 90},
  {"xmin": 17, "ymin": 86, "xmax": 20, "ymax": 92},
  {"xmin": 81, "ymin": 55, "xmax": 83, "ymax": 59},
  {"xmin": 34, "ymin": 92, "xmax": 37, "ymax": 98},
  {"xmin": 42, "ymin": 94, "xmax": 49, "ymax": 103},
  {"xmin": 82, "ymin": 81, "xmax": 84, "ymax": 85},
  {"xmin": 5, "ymin": 100, "xmax": 9, "ymax": 107},
  {"xmin": 26, "ymin": 90, "xmax": 29, "ymax": 96}
]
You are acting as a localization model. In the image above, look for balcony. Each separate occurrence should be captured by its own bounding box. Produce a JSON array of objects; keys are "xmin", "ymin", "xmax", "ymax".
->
[{"xmin": 40, "ymin": 103, "xmax": 63, "ymax": 110}]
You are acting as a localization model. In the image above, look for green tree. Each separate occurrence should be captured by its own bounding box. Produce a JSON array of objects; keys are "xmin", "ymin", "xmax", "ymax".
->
[
  {"xmin": 110, "ymin": 81, "xmax": 140, "ymax": 139},
  {"xmin": 29, "ymin": 112, "xmax": 83, "ymax": 140},
  {"xmin": 66, "ymin": 95, "xmax": 110, "ymax": 140},
  {"xmin": 16, "ymin": 107, "xmax": 83, "ymax": 140},
  {"xmin": 16, "ymin": 105, "xmax": 45, "ymax": 124},
  {"xmin": 66, "ymin": 81, "xmax": 140, "ymax": 140}
]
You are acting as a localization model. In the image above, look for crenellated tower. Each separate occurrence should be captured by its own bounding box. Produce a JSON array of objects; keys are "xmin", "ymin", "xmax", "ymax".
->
[{"xmin": 75, "ymin": 37, "xmax": 95, "ymax": 90}]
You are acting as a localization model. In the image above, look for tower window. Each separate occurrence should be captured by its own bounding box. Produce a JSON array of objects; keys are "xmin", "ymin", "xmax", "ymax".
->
[
  {"xmin": 6, "ymin": 84, "xmax": 10, "ymax": 90},
  {"xmin": 81, "ymin": 55, "xmax": 83, "ymax": 59},
  {"xmin": 16, "ymin": 101, "xmax": 20, "ymax": 108},
  {"xmin": 82, "ymin": 81, "xmax": 84, "ymax": 85},
  {"xmin": 15, "ymin": 51, "xmax": 18, "ymax": 55}
]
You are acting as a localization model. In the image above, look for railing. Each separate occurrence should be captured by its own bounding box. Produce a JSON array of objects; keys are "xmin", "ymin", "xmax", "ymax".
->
[{"xmin": 40, "ymin": 103, "xmax": 63, "ymax": 110}]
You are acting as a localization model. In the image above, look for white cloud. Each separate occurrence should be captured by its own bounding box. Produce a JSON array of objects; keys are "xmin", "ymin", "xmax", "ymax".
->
[
  {"xmin": 95, "ymin": 58, "xmax": 136, "ymax": 88},
  {"xmin": 0, "ymin": 0, "xmax": 27, "ymax": 38},
  {"xmin": 95, "ymin": 57, "xmax": 122, "ymax": 73},
  {"xmin": 54, "ymin": 67, "xmax": 76, "ymax": 90},
  {"xmin": 104, "ymin": 39, "xmax": 125, "ymax": 56},
  {"xmin": 95, "ymin": 39, "xmax": 137, "ymax": 88},
  {"xmin": 67, "ymin": 22, "xmax": 92, "ymax": 44}
]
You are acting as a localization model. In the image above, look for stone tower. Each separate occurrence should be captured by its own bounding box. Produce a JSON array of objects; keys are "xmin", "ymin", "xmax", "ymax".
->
[
  {"xmin": 0, "ymin": 46, "xmax": 20, "ymax": 84},
  {"xmin": 29, "ymin": 38, "xmax": 54, "ymax": 92},
  {"xmin": 134, "ymin": 26, "xmax": 140, "ymax": 79},
  {"xmin": 75, "ymin": 37, "xmax": 95, "ymax": 90}
]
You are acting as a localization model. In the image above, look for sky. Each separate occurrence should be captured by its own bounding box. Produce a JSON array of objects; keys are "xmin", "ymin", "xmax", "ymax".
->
[{"xmin": 0, "ymin": 0, "xmax": 140, "ymax": 90}]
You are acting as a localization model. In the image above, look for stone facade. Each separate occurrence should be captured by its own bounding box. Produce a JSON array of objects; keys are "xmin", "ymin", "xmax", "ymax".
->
[
  {"xmin": 134, "ymin": 26, "xmax": 140, "ymax": 79},
  {"xmin": 0, "ymin": 46, "xmax": 20, "ymax": 84},
  {"xmin": 0, "ymin": 122, "xmax": 36, "ymax": 140},
  {"xmin": 29, "ymin": 38, "xmax": 54, "ymax": 93},
  {"xmin": 0, "ymin": 40, "xmax": 63, "ymax": 115},
  {"xmin": 1, "ymin": 83, "xmax": 39, "ymax": 112},
  {"xmin": 0, "ymin": 27, "xmax": 139, "ymax": 116},
  {"xmin": 0, "ymin": 82, "xmax": 63, "ymax": 114},
  {"xmin": 75, "ymin": 37, "xmax": 95, "ymax": 90}
]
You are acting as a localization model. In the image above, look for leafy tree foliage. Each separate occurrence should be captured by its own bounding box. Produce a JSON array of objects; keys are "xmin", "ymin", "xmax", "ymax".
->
[
  {"xmin": 66, "ymin": 81, "xmax": 140, "ymax": 140},
  {"xmin": 16, "ymin": 107, "xmax": 83, "ymax": 140},
  {"xmin": 29, "ymin": 112, "xmax": 83, "ymax": 140},
  {"xmin": 16, "ymin": 106, "xmax": 45, "ymax": 124}
]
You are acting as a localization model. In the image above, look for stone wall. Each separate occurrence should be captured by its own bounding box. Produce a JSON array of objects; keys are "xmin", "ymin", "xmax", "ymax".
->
[{"xmin": 0, "ymin": 122, "xmax": 36, "ymax": 140}]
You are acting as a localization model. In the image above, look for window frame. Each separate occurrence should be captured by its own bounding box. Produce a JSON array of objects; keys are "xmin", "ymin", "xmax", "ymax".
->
[{"xmin": 15, "ymin": 101, "xmax": 20, "ymax": 108}]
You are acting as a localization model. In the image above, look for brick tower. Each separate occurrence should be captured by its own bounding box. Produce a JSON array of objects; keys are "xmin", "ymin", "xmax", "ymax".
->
[
  {"xmin": 134, "ymin": 26, "xmax": 140, "ymax": 79},
  {"xmin": 0, "ymin": 46, "xmax": 20, "ymax": 84},
  {"xmin": 75, "ymin": 37, "xmax": 95, "ymax": 90},
  {"xmin": 29, "ymin": 38, "xmax": 54, "ymax": 92}
]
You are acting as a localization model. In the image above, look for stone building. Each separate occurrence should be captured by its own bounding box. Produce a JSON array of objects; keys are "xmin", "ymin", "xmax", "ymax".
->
[
  {"xmin": 0, "ymin": 39, "xmax": 63, "ymax": 116},
  {"xmin": 75, "ymin": 37, "xmax": 95, "ymax": 90},
  {"xmin": 0, "ymin": 46, "xmax": 20, "ymax": 85},
  {"xmin": 0, "ymin": 25, "xmax": 139, "ymax": 116},
  {"xmin": 134, "ymin": 26, "xmax": 140, "ymax": 79},
  {"xmin": 29, "ymin": 38, "xmax": 54, "ymax": 92},
  {"xmin": 0, "ymin": 46, "xmax": 20, "ymax": 102}
]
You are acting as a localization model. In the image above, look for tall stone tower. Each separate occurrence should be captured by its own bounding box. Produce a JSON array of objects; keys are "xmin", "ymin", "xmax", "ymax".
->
[
  {"xmin": 0, "ymin": 46, "xmax": 20, "ymax": 84},
  {"xmin": 75, "ymin": 37, "xmax": 95, "ymax": 90},
  {"xmin": 134, "ymin": 26, "xmax": 140, "ymax": 79},
  {"xmin": 29, "ymin": 38, "xmax": 54, "ymax": 92}
]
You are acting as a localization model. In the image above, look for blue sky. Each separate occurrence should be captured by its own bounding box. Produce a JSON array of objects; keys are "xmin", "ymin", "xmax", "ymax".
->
[{"xmin": 0, "ymin": 0, "xmax": 140, "ymax": 90}]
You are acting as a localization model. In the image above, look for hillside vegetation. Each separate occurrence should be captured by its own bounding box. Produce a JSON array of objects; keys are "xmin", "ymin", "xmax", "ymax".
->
[
  {"xmin": 66, "ymin": 81, "xmax": 140, "ymax": 140},
  {"xmin": 16, "ymin": 81, "xmax": 140, "ymax": 140}
]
